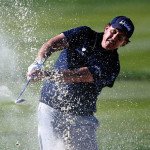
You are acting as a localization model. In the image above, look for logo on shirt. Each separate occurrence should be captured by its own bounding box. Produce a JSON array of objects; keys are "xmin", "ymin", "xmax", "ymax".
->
[
  {"xmin": 75, "ymin": 47, "xmax": 87, "ymax": 56},
  {"xmin": 82, "ymin": 47, "xmax": 86, "ymax": 52}
]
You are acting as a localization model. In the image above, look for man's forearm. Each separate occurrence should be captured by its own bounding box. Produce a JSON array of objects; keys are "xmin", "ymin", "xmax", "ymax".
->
[
  {"xmin": 62, "ymin": 67, "xmax": 94, "ymax": 83},
  {"xmin": 36, "ymin": 33, "xmax": 68, "ymax": 61},
  {"xmin": 45, "ymin": 67, "xmax": 94, "ymax": 83}
]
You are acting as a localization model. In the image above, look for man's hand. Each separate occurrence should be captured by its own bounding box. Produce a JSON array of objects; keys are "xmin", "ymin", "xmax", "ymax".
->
[{"xmin": 27, "ymin": 59, "xmax": 44, "ymax": 81}]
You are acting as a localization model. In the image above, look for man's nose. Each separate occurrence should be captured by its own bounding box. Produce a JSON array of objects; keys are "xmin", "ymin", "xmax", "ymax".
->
[{"xmin": 112, "ymin": 34, "xmax": 118, "ymax": 40}]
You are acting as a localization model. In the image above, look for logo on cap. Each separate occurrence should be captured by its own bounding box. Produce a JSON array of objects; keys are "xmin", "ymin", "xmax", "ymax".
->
[{"xmin": 119, "ymin": 20, "xmax": 131, "ymax": 31}]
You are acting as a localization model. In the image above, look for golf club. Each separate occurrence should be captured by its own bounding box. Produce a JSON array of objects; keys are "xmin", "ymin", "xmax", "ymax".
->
[
  {"xmin": 15, "ymin": 59, "xmax": 48, "ymax": 104},
  {"xmin": 14, "ymin": 71, "xmax": 51, "ymax": 104},
  {"xmin": 15, "ymin": 78, "xmax": 31, "ymax": 104}
]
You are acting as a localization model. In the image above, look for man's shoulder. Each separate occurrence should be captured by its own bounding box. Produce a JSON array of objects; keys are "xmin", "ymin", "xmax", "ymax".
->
[
  {"xmin": 67, "ymin": 26, "xmax": 97, "ymax": 34},
  {"xmin": 63, "ymin": 26, "xmax": 92, "ymax": 35},
  {"xmin": 75, "ymin": 26, "xmax": 96, "ymax": 33},
  {"xmin": 76, "ymin": 25, "xmax": 91, "ymax": 30}
]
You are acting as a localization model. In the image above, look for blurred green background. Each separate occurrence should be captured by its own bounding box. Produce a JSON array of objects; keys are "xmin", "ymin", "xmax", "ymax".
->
[{"xmin": 0, "ymin": 0, "xmax": 150, "ymax": 149}]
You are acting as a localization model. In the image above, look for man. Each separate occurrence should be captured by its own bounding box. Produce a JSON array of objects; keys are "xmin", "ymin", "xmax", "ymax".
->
[{"xmin": 27, "ymin": 16, "xmax": 134, "ymax": 150}]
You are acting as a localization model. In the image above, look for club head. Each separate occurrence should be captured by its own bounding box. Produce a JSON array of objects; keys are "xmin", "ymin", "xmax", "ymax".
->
[{"xmin": 15, "ymin": 99, "xmax": 26, "ymax": 104}]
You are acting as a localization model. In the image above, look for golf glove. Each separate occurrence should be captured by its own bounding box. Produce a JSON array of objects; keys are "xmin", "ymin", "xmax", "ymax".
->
[{"xmin": 27, "ymin": 59, "xmax": 44, "ymax": 80}]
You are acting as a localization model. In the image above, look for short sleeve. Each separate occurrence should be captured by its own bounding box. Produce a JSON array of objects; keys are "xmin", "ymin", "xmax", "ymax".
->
[{"xmin": 63, "ymin": 26, "xmax": 92, "ymax": 45}]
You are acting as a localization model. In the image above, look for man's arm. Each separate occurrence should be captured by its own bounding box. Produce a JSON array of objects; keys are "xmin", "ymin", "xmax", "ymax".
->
[
  {"xmin": 27, "ymin": 33, "xmax": 68, "ymax": 78},
  {"xmin": 36, "ymin": 33, "xmax": 68, "ymax": 61},
  {"xmin": 45, "ymin": 67, "xmax": 94, "ymax": 83},
  {"xmin": 62, "ymin": 67, "xmax": 94, "ymax": 83},
  {"xmin": 28, "ymin": 33, "xmax": 94, "ymax": 83}
]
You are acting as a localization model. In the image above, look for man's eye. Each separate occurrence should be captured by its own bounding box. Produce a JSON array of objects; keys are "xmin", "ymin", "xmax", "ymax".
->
[{"xmin": 110, "ymin": 29, "xmax": 117, "ymax": 34}]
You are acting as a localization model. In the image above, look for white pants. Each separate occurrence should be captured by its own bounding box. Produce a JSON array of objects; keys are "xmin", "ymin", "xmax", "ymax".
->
[{"xmin": 38, "ymin": 102, "xmax": 99, "ymax": 150}]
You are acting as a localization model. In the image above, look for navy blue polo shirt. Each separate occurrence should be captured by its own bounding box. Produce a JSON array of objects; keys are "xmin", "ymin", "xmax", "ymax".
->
[{"xmin": 40, "ymin": 26, "xmax": 120, "ymax": 115}]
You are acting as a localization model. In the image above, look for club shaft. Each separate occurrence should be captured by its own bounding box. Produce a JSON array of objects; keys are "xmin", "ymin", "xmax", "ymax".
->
[{"xmin": 16, "ymin": 79, "xmax": 30, "ymax": 101}]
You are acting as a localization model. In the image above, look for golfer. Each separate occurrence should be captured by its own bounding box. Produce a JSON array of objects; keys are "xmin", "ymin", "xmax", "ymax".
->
[{"xmin": 27, "ymin": 16, "xmax": 134, "ymax": 150}]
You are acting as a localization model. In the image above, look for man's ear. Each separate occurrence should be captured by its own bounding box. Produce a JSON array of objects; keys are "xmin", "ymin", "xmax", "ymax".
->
[
  {"xmin": 104, "ymin": 24, "xmax": 111, "ymax": 33},
  {"xmin": 121, "ymin": 39, "xmax": 130, "ymax": 47}
]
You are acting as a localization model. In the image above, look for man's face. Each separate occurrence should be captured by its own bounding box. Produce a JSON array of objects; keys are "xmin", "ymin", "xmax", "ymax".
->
[{"xmin": 101, "ymin": 25, "xmax": 127, "ymax": 50}]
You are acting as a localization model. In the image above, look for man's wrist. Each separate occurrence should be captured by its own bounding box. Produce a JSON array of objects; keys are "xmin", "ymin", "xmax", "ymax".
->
[{"xmin": 34, "ymin": 58, "xmax": 45, "ymax": 65}]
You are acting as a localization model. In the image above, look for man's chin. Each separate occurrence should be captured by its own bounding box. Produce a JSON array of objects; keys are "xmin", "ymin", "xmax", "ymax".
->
[
  {"xmin": 101, "ymin": 41, "xmax": 117, "ymax": 50},
  {"xmin": 103, "ymin": 44, "xmax": 114, "ymax": 50}
]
